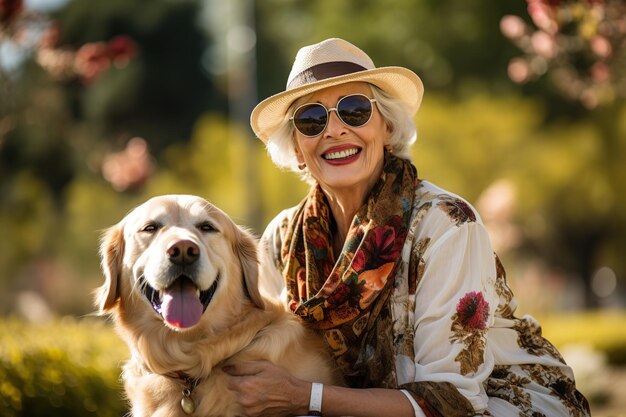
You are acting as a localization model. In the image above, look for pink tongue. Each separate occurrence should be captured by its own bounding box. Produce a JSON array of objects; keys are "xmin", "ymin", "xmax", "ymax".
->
[{"xmin": 161, "ymin": 278, "xmax": 203, "ymax": 329}]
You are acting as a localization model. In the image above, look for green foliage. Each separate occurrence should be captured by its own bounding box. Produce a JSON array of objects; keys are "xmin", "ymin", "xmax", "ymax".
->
[
  {"xmin": 1, "ymin": 313, "xmax": 624, "ymax": 417},
  {"xmin": 0, "ymin": 317, "xmax": 128, "ymax": 417},
  {"xmin": 254, "ymin": 0, "xmax": 527, "ymax": 98},
  {"xmin": 413, "ymin": 92, "xmax": 623, "ymax": 221},
  {"xmin": 540, "ymin": 311, "xmax": 626, "ymax": 365},
  {"xmin": 256, "ymin": 145, "xmax": 309, "ymax": 227},
  {"xmin": 413, "ymin": 93, "xmax": 543, "ymax": 202},
  {"xmin": 413, "ymin": 93, "xmax": 626, "ymax": 305},
  {"xmin": 153, "ymin": 114, "xmax": 251, "ymax": 220},
  {"xmin": 0, "ymin": 172, "xmax": 56, "ymax": 305},
  {"xmin": 149, "ymin": 114, "xmax": 309, "ymax": 230},
  {"xmin": 61, "ymin": 176, "xmax": 139, "ymax": 262},
  {"xmin": 1, "ymin": 0, "xmax": 624, "ymax": 316},
  {"xmin": 54, "ymin": 0, "xmax": 216, "ymax": 151}
]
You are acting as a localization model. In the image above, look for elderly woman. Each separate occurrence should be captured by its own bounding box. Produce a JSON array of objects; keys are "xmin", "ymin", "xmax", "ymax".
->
[{"xmin": 224, "ymin": 38, "xmax": 590, "ymax": 417}]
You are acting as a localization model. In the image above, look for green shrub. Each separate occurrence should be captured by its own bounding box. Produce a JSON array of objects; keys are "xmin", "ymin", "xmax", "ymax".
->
[
  {"xmin": 0, "ymin": 317, "xmax": 128, "ymax": 417},
  {"xmin": 540, "ymin": 311, "xmax": 626, "ymax": 366},
  {"xmin": 1, "ymin": 311, "xmax": 624, "ymax": 416}
]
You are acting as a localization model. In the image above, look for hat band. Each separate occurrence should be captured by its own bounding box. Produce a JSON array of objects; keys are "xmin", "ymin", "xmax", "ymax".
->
[{"xmin": 287, "ymin": 61, "xmax": 368, "ymax": 90}]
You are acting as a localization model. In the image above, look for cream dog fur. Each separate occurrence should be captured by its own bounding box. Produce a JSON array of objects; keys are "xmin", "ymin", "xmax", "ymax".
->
[{"xmin": 96, "ymin": 195, "xmax": 338, "ymax": 417}]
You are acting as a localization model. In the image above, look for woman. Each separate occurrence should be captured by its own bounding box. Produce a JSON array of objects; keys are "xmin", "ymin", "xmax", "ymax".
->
[{"xmin": 224, "ymin": 38, "xmax": 591, "ymax": 417}]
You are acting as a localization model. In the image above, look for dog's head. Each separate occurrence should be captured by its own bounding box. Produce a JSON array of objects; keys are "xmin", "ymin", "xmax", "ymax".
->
[{"xmin": 96, "ymin": 195, "xmax": 264, "ymax": 331}]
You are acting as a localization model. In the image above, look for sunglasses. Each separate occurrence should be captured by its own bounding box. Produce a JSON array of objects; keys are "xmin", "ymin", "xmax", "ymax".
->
[{"xmin": 290, "ymin": 94, "xmax": 377, "ymax": 137}]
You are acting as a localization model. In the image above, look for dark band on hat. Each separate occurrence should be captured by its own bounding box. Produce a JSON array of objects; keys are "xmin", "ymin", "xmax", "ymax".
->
[{"xmin": 287, "ymin": 61, "xmax": 368, "ymax": 90}]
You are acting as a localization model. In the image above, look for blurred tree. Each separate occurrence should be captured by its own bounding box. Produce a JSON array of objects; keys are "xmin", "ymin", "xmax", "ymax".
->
[
  {"xmin": 415, "ymin": 92, "xmax": 626, "ymax": 308},
  {"xmin": 147, "ymin": 114, "xmax": 306, "ymax": 229},
  {"xmin": 253, "ymin": 0, "xmax": 528, "ymax": 99},
  {"xmin": 501, "ymin": 0, "xmax": 626, "ymax": 109},
  {"xmin": 497, "ymin": 0, "xmax": 626, "ymax": 307},
  {"xmin": 1, "ymin": 0, "xmax": 217, "ymax": 198},
  {"xmin": 0, "ymin": 0, "xmax": 219, "ymax": 312},
  {"xmin": 52, "ymin": 0, "xmax": 217, "ymax": 152},
  {"xmin": 0, "ymin": 0, "xmax": 624, "ymax": 315}
]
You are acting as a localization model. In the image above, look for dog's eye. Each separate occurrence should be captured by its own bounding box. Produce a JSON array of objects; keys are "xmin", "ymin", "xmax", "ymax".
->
[
  {"xmin": 141, "ymin": 222, "xmax": 161, "ymax": 233},
  {"xmin": 197, "ymin": 221, "xmax": 217, "ymax": 233}
]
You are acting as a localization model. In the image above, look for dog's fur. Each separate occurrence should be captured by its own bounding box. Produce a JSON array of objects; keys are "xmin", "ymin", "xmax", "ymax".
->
[{"xmin": 96, "ymin": 195, "xmax": 338, "ymax": 417}]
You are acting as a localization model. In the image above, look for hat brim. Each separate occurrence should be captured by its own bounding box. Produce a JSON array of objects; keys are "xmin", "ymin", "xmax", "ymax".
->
[{"xmin": 250, "ymin": 66, "xmax": 424, "ymax": 143}]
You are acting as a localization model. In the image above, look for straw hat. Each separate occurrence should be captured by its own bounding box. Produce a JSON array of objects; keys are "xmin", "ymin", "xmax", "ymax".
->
[{"xmin": 250, "ymin": 38, "xmax": 424, "ymax": 143}]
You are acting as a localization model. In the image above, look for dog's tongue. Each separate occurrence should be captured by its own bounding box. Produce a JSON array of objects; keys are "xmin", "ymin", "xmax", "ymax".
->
[{"xmin": 161, "ymin": 278, "xmax": 203, "ymax": 329}]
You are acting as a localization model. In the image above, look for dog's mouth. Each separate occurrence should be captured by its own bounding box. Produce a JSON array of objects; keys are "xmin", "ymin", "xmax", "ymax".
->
[{"xmin": 140, "ymin": 275, "xmax": 218, "ymax": 329}]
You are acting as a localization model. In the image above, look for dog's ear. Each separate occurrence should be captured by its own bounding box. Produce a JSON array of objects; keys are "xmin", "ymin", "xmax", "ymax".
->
[
  {"xmin": 96, "ymin": 224, "xmax": 124, "ymax": 313},
  {"xmin": 235, "ymin": 226, "xmax": 265, "ymax": 310}
]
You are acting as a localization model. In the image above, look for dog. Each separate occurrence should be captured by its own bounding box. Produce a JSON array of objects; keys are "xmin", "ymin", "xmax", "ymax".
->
[{"xmin": 96, "ymin": 195, "xmax": 338, "ymax": 417}]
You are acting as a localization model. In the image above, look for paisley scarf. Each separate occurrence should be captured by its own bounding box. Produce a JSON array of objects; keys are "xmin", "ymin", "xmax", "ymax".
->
[
  {"xmin": 281, "ymin": 152, "xmax": 416, "ymax": 384},
  {"xmin": 281, "ymin": 152, "xmax": 476, "ymax": 417}
]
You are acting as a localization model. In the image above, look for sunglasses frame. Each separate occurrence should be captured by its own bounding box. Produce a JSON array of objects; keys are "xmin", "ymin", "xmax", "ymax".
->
[{"xmin": 290, "ymin": 93, "xmax": 377, "ymax": 137}]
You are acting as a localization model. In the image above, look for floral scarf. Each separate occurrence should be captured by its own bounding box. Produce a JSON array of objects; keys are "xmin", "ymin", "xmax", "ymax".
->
[
  {"xmin": 281, "ymin": 153, "xmax": 477, "ymax": 417},
  {"xmin": 281, "ymin": 152, "xmax": 416, "ymax": 385}
]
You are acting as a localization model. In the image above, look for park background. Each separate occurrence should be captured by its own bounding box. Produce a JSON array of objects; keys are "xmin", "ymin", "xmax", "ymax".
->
[{"xmin": 1, "ymin": 0, "xmax": 625, "ymax": 415}]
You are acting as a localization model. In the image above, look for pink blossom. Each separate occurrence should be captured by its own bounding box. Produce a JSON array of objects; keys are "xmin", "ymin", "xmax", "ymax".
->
[
  {"xmin": 74, "ymin": 42, "xmax": 110, "ymax": 83},
  {"xmin": 73, "ymin": 35, "xmax": 138, "ymax": 83},
  {"xmin": 500, "ymin": 15, "xmax": 527, "ymax": 39},
  {"xmin": 108, "ymin": 35, "xmax": 137, "ymax": 68},
  {"xmin": 102, "ymin": 137, "xmax": 154, "ymax": 191},
  {"xmin": 531, "ymin": 31, "xmax": 557, "ymax": 58},
  {"xmin": 590, "ymin": 62, "xmax": 610, "ymax": 82},
  {"xmin": 527, "ymin": 1, "xmax": 559, "ymax": 34},
  {"xmin": 590, "ymin": 36, "xmax": 612, "ymax": 58},
  {"xmin": 508, "ymin": 58, "xmax": 531, "ymax": 84}
]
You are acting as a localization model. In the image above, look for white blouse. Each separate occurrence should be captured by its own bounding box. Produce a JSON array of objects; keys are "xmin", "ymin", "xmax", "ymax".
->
[{"xmin": 259, "ymin": 180, "xmax": 589, "ymax": 417}]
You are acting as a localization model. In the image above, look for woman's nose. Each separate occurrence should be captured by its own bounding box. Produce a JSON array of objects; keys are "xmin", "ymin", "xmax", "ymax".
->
[{"xmin": 323, "ymin": 109, "xmax": 348, "ymax": 138}]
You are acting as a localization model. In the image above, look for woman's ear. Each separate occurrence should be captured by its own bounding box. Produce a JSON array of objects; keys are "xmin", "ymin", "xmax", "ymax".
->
[
  {"xmin": 385, "ymin": 120, "xmax": 394, "ymax": 134},
  {"xmin": 293, "ymin": 143, "xmax": 305, "ymax": 165}
]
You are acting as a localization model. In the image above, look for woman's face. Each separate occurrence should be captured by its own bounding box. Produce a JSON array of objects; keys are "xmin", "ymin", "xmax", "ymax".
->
[{"xmin": 292, "ymin": 82, "xmax": 390, "ymax": 194}]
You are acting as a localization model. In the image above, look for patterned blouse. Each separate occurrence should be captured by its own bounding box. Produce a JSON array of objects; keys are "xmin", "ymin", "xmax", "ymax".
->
[{"xmin": 259, "ymin": 180, "xmax": 590, "ymax": 417}]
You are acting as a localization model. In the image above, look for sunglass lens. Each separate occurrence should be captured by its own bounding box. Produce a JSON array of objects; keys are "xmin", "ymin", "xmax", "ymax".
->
[
  {"xmin": 294, "ymin": 104, "xmax": 327, "ymax": 136},
  {"xmin": 337, "ymin": 95, "xmax": 372, "ymax": 127}
]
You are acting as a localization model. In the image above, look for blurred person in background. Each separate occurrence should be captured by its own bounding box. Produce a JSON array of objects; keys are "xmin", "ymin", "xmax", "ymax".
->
[{"xmin": 224, "ymin": 38, "xmax": 591, "ymax": 417}]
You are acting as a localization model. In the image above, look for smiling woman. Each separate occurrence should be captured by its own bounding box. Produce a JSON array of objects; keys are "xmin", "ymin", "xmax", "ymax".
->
[{"xmin": 226, "ymin": 37, "xmax": 593, "ymax": 417}]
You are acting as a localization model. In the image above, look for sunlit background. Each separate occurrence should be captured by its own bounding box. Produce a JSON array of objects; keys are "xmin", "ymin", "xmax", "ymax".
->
[{"xmin": 1, "ymin": 0, "xmax": 625, "ymax": 416}]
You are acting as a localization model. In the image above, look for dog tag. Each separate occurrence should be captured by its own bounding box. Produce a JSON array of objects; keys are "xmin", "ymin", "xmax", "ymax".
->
[
  {"xmin": 181, "ymin": 395, "xmax": 195, "ymax": 414},
  {"xmin": 181, "ymin": 390, "xmax": 195, "ymax": 415}
]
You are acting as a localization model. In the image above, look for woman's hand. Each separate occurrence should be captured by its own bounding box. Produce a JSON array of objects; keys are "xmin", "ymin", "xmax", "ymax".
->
[
  {"xmin": 223, "ymin": 360, "xmax": 310, "ymax": 417},
  {"xmin": 223, "ymin": 360, "xmax": 417, "ymax": 417}
]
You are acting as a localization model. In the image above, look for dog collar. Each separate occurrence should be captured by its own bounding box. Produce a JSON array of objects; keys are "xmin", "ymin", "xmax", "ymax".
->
[
  {"xmin": 170, "ymin": 372, "xmax": 200, "ymax": 415},
  {"xmin": 137, "ymin": 358, "xmax": 201, "ymax": 415}
]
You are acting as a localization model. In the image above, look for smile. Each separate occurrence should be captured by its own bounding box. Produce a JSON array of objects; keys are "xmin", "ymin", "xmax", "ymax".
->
[
  {"xmin": 322, "ymin": 147, "xmax": 361, "ymax": 160},
  {"xmin": 140, "ymin": 275, "xmax": 219, "ymax": 329}
]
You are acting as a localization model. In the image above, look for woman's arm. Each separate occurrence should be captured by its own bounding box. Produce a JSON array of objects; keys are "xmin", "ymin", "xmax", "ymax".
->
[
  {"xmin": 408, "ymin": 209, "xmax": 497, "ymax": 412},
  {"xmin": 224, "ymin": 361, "xmax": 417, "ymax": 417}
]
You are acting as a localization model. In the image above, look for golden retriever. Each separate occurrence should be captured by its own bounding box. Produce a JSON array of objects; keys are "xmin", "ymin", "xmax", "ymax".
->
[{"xmin": 96, "ymin": 195, "xmax": 338, "ymax": 417}]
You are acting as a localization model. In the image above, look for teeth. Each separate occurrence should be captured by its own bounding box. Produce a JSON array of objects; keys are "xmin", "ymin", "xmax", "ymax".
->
[
  {"xmin": 196, "ymin": 288, "xmax": 200, "ymax": 297},
  {"xmin": 324, "ymin": 148, "xmax": 359, "ymax": 160}
]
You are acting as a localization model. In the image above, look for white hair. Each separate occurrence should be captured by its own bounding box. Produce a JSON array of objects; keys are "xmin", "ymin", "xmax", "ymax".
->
[{"xmin": 265, "ymin": 83, "xmax": 417, "ymax": 182}]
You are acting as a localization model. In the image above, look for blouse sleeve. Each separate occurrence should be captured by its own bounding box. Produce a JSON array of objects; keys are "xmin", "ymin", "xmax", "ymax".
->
[
  {"xmin": 411, "ymin": 209, "xmax": 498, "ymax": 413},
  {"xmin": 257, "ymin": 208, "xmax": 292, "ymax": 301}
]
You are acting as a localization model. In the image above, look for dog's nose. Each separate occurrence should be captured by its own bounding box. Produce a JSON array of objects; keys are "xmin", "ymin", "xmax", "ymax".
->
[{"xmin": 167, "ymin": 240, "xmax": 199, "ymax": 266}]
